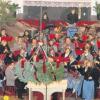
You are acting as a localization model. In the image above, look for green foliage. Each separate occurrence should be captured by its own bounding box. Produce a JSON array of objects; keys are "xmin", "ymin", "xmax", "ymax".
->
[
  {"xmin": 94, "ymin": 2, "xmax": 100, "ymax": 15},
  {"xmin": 0, "ymin": 0, "xmax": 20, "ymax": 25},
  {"xmin": 55, "ymin": 64, "xmax": 64, "ymax": 81},
  {"xmin": 36, "ymin": 62, "xmax": 65, "ymax": 84},
  {"xmin": 15, "ymin": 61, "xmax": 65, "ymax": 84}
]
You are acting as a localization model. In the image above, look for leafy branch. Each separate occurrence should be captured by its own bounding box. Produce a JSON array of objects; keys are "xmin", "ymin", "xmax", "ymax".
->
[
  {"xmin": 94, "ymin": 2, "xmax": 100, "ymax": 15},
  {"xmin": 0, "ymin": 0, "xmax": 20, "ymax": 26}
]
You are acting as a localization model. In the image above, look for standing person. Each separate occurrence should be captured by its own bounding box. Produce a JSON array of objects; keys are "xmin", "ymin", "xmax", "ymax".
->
[
  {"xmin": 14, "ymin": 57, "xmax": 27, "ymax": 100},
  {"xmin": 93, "ymin": 49, "xmax": 100, "ymax": 97},
  {"xmin": 15, "ymin": 57, "xmax": 34, "ymax": 100},
  {"xmin": 23, "ymin": 30, "xmax": 32, "ymax": 55},
  {"xmin": 0, "ymin": 68, "xmax": 5, "ymax": 95},
  {"xmin": 42, "ymin": 12, "xmax": 49, "ymax": 23},
  {"xmin": 5, "ymin": 61, "xmax": 16, "ymax": 86},
  {"xmin": 5, "ymin": 60, "xmax": 16, "ymax": 95},
  {"xmin": 81, "ymin": 49, "xmax": 93, "ymax": 61},
  {"xmin": 67, "ymin": 9, "xmax": 78, "ymax": 25},
  {"xmin": 82, "ymin": 60, "xmax": 95, "ymax": 100}
]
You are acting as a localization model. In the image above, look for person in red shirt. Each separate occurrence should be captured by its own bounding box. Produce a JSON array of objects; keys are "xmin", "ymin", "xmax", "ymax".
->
[{"xmin": 97, "ymin": 37, "xmax": 100, "ymax": 49}]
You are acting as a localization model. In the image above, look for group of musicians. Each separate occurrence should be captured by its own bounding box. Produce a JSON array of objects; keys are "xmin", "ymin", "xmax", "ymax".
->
[{"xmin": 0, "ymin": 9, "xmax": 99, "ymax": 100}]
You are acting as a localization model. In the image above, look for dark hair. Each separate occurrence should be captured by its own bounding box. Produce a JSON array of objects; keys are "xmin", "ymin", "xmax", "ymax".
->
[
  {"xmin": 23, "ymin": 30, "xmax": 32, "ymax": 42},
  {"xmin": 4, "ymin": 54, "xmax": 13, "ymax": 65},
  {"xmin": 38, "ymin": 54, "xmax": 44, "ymax": 59},
  {"xmin": 1, "ymin": 28, "xmax": 6, "ymax": 31}
]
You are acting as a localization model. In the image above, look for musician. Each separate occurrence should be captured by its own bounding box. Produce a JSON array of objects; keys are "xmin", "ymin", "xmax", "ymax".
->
[
  {"xmin": 64, "ymin": 54, "xmax": 80, "ymax": 72},
  {"xmin": 48, "ymin": 40, "xmax": 57, "ymax": 53},
  {"xmin": 93, "ymin": 49, "xmax": 100, "ymax": 93},
  {"xmin": 53, "ymin": 39, "xmax": 60, "ymax": 52},
  {"xmin": 23, "ymin": 30, "xmax": 31, "ymax": 42},
  {"xmin": 82, "ymin": 60, "xmax": 95, "ymax": 100},
  {"xmin": 65, "ymin": 54, "xmax": 84, "ymax": 95},
  {"xmin": 95, "ymin": 49, "xmax": 100, "ymax": 66},
  {"xmin": 0, "ymin": 28, "xmax": 8, "ymax": 37},
  {"xmin": 73, "ymin": 33, "xmax": 85, "ymax": 55},
  {"xmin": 18, "ymin": 36, "xmax": 26, "ymax": 50},
  {"xmin": 62, "ymin": 47, "xmax": 72, "ymax": 63},
  {"xmin": 54, "ymin": 24, "xmax": 62, "ymax": 33},
  {"xmin": 0, "ymin": 39, "xmax": 10, "ymax": 54},
  {"xmin": 5, "ymin": 60, "xmax": 16, "ymax": 87},
  {"xmin": 30, "ymin": 38, "xmax": 38, "ymax": 56},
  {"xmin": 81, "ymin": 49, "xmax": 93, "ymax": 61},
  {"xmin": 64, "ymin": 37, "xmax": 75, "ymax": 52},
  {"xmin": 15, "ymin": 57, "xmax": 34, "ymax": 99},
  {"xmin": 23, "ymin": 30, "xmax": 32, "ymax": 54}
]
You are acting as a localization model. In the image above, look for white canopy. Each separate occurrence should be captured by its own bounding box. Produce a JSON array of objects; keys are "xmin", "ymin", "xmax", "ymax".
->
[{"xmin": 24, "ymin": 0, "xmax": 92, "ymax": 7}]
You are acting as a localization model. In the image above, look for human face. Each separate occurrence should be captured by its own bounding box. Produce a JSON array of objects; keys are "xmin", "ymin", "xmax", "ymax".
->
[
  {"xmin": 18, "ymin": 38, "xmax": 23, "ymax": 43},
  {"xmin": 33, "ymin": 54, "xmax": 37, "ymax": 62},
  {"xmin": 49, "ymin": 40, "xmax": 53, "ymax": 46},
  {"xmin": 98, "ymin": 50, "xmax": 100, "ymax": 56},
  {"xmin": 1, "ymin": 29, "xmax": 6, "ymax": 36},
  {"xmin": 24, "ymin": 31, "xmax": 29, "ymax": 36},
  {"xmin": 86, "ymin": 61, "xmax": 92, "ymax": 68},
  {"xmin": 84, "ymin": 49, "xmax": 89, "ymax": 54},
  {"xmin": 55, "ymin": 34, "xmax": 60, "ymax": 39},
  {"xmin": 32, "ymin": 39, "xmax": 37, "ymax": 46},
  {"xmin": 65, "ymin": 38, "xmax": 71, "ymax": 45},
  {"xmin": 71, "ymin": 10, "xmax": 75, "ymax": 14},
  {"xmin": 48, "ymin": 57, "xmax": 54, "ymax": 62}
]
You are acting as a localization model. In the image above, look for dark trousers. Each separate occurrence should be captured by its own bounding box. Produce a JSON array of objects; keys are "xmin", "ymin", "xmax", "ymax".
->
[
  {"xmin": 15, "ymin": 78, "xmax": 27, "ymax": 99},
  {"xmin": 52, "ymin": 93, "xmax": 58, "ymax": 100}
]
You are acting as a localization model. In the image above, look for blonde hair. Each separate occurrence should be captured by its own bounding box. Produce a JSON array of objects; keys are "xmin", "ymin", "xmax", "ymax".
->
[{"xmin": 84, "ymin": 60, "xmax": 94, "ymax": 68}]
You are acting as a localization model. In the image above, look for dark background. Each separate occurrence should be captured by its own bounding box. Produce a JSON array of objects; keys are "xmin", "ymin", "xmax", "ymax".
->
[{"xmin": 23, "ymin": 6, "xmax": 91, "ymax": 21}]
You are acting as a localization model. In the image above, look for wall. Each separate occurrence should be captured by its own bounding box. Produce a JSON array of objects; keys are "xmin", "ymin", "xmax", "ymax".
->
[
  {"xmin": 9, "ymin": 0, "xmax": 100, "ymax": 15},
  {"xmin": 8, "ymin": 0, "xmax": 100, "ymax": 20}
]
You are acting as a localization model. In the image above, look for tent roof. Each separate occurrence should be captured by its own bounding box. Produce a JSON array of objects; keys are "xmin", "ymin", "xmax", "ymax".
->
[{"xmin": 24, "ymin": 0, "xmax": 92, "ymax": 7}]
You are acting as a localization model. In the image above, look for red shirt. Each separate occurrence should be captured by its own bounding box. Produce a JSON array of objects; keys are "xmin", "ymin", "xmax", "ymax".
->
[
  {"xmin": 82, "ymin": 34, "xmax": 88, "ymax": 42},
  {"xmin": 97, "ymin": 40, "xmax": 100, "ymax": 49}
]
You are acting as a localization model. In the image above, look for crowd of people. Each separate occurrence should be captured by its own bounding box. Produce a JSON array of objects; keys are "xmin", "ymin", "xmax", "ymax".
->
[{"xmin": 0, "ymin": 21, "xmax": 100, "ymax": 100}]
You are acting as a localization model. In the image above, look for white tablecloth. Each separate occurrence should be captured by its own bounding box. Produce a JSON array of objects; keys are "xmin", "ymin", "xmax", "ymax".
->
[{"xmin": 26, "ymin": 80, "xmax": 67, "ymax": 100}]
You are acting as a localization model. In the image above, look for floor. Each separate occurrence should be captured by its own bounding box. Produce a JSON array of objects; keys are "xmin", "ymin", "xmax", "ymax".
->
[
  {"xmin": 0, "ymin": 96, "xmax": 100, "ymax": 100},
  {"xmin": 0, "ymin": 88, "xmax": 100, "ymax": 100},
  {"xmin": 0, "ymin": 96, "xmax": 85, "ymax": 100}
]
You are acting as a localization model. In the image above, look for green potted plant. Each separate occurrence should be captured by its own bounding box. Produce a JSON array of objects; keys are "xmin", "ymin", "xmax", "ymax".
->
[{"xmin": 94, "ymin": 2, "xmax": 100, "ymax": 20}]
